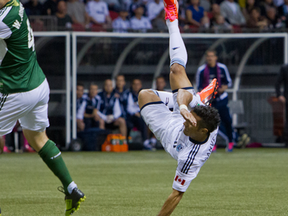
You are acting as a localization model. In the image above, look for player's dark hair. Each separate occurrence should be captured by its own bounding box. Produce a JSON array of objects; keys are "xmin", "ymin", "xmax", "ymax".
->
[
  {"xmin": 156, "ymin": 75, "xmax": 165, "ymax": 80},
  {"xmin": 89, "ymin": 82, "xmax": 97, "ymax": 87},
  {"xmin": 77, "ymin": 82, "xmax": 84, "ymax": 87},
  {"xmin": 205, "ymin": 49, "xmax": 217, "ymax": 56},
  {"xmin": 116, "ymin": 74, "xmax": 125, "ymax": 79},
  {"xmin": 193, "ymin": 105, "xmax": 220, "ymax": 134}
]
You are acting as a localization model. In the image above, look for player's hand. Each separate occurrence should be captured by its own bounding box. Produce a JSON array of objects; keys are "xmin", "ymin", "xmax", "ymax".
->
[
  {"xmin": 180, "ymin": 109, "xmax": 197, "ymax": 127},
  {"xmin": 135, "ymin": 112, "xmax": 141, "ymax": 117},
  {"xmin": 106, "ymin": 115, "xmax": 114, "ymax": 124},
  {"xmin": 279, "ymin": 95, "xmax": 286, "ymax": 103}
]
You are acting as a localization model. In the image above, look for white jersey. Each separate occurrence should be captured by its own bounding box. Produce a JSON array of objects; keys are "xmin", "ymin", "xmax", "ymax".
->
[{"xmin": 141, "ymin": 88, "xmax": 218, "ymax": 192}]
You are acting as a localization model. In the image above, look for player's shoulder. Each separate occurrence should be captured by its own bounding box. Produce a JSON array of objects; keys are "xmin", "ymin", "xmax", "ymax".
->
[
  {"xmin": 98, "ymin": 91, "xmax": 104, "ymax": 98},
  {"xmin": 197, "ymin": 64, "xmax": 206, "ymax": 73},
  {"xmin": 95, "ymin": 94, "xmax": 101, "ymax": 100},
  {"xmin": 82, "ymin": 93, "xmax": 88, "ymax": 99},
  {"xmin": 217, "ymin": 62, "xmax": 228, "ymax": 70},
  {"xmin": 1, "ymin": 0, "xmax": 23, "ymax": 28}
]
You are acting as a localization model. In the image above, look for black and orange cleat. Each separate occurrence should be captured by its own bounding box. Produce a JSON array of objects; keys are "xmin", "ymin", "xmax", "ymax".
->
[{"xmin": 197, "ymin": 78, "xmax": 218, "ymax": 106}]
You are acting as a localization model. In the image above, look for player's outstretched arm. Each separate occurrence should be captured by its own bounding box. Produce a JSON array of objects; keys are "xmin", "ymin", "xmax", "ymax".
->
[
  {"xmin": 157, "ymin": 189, "xmax": 184, "ymax": 216},
  {"xmin": 177, "ymin": 89, "xmax": 197, "ymax": 126}
]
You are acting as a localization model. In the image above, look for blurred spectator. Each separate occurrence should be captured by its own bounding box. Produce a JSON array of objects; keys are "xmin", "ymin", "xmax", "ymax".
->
[
  {"xmin": 274, "ymin": 0, "xmax": 284, "ymax": 7},
  {"xmin": 56, "ymin": 1, "xmax": 73, "ymax": 30},
  {"xmin": 112, "ymin": 7, "xmax": 131, "ymax": 32},
  {"xmin": 83, "ymin": 83, "xmax": 104, "ymax": 130},
  {"xmin": 113, "ymin": 75, "xmax": 129, "ymax": 118},
  {"xmin": 155, "ymin": 76, "xmax": 166, "ymax": 91},
  {"xmin": 98, "ymin": 79, "xmax": 127, "ymax": 137},
  {"xmin": 86, "ymin": 0, "xmax": 112, "ymax": 28},
  {"xmin": 260, "ymin": 0, "xmax": 276, "ymax": 17},
  {"xmin": 196, "ymin": 49, "xmax": 234, "ymax": 152},
  {"xmin": 129, "ymin": 0, "xmax": 147, "ymax": 17},
  {"xmin": 76, "ymin": 82, "xmax": 85, "ymax": 132},
  {"xmin": 220, "ymin": 0, "xmax": 246, "ymax": 26},
  {"xmin": 186, "ymin": 0, "xmax": 207, "ymax": 27},
  {"xmin": 122, "ymin": 0, "xmax": 132, "ymax": 11},
  {"xmin": 199, "ymin": 16, "xmax": 210, "ymax": 32},
  {"xmin": 126, "ymin": 79, "xmax": 152, "ymax": 150},
  {"xmin": 199, "ymin": 0, "xmax": 211, "ymax": 11},
  {"xmin": 275, "ymin": 64, "xmax": 288, "ymax": 148},
  {"xmin": 152, "ymin": 9, "xmax": 167, "ymax": 32},
  {"xmin": 246, "ymin": 7, "xmax": 268, "ymax": 30},
  {"xmin": 210, "ymin": 3, "xmax": 221, "ymax": 23},
  {"xmin": 24, "ymin": 0, "xmax": 43, "ymax": 16},
  {"xmin": 103, "ymin": 0, "xmax": 121, "ymax": 11},
  {"xmin": 266, "ymin": 6, "xmax": 283, "ymax": 28},
  {"xmin": 242, "ymin": 0, "xmax": 258, "ymax": 20},
  {"xmin": 278, "ymin": 0, "xmax": 288, "ymax": 27},
  {"xmin": 66, "ymin": 0, "xmax": 90, "ymax": 28},
  {"xmin": 212, "ymin": 14, "xmax": 232, "ymax": 32},
  {"xmin": 130, "ymin": 5, "xmax": 152, "ymax": 32},
  {"xmin": 42, "ymin": 0, "xmax": 58, "ymax": 15},
  {"xmin": 147, "ymin": 0, "xmax": 164, "ymax": 21}
]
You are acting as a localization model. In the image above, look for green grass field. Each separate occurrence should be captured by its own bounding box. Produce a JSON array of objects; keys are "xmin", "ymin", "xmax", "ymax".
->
[{"xmin": 1, "ymin": 148, "xmax": 288, "ymax": 216}]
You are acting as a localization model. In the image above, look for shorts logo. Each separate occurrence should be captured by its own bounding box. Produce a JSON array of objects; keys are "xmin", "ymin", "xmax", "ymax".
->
[
  {"xmin": 174, "ymin": 175, "xmax": 185, "ymax": 185},
  {"xmin": 176, "ymin": 144, "xmax": 183, "ymax": 152}
]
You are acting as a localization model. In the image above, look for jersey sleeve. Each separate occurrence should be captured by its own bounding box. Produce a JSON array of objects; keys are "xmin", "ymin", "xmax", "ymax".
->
[
  {"xmin": 196, "ymin": 65, "xmax": 205, "ymax": 90},
  {"xmin": 220, "ymin": 64, "xmax": 232, "ymax": 87},
  {"xmin": 189, "ymin": 93, "xmax": 204, "ymax": 108},
  {"xmin": 76, "ymin": 100, "xmax": 86, "ymax": 120},
  {"xmin": 0, "ymin": 7, "xmax": 13, "ymax": 39},
  {"xmin": 113, "ymin": 98, "xmax": 122, "ymax": 119},
  {"xmin": 0, "ymin": 22, "xmax": 12, "ymax": 39}
]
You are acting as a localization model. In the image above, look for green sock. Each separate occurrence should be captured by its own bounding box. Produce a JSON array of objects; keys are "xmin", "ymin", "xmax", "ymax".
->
[{"xmin": 38, "ymin": 140, "xmax": 73, "ymax": 195}]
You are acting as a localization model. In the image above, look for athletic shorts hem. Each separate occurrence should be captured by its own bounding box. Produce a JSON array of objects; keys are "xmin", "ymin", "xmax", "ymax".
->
[{"xmin": 140, "ymin": 101, "xmax": 164, "ymax": 112}]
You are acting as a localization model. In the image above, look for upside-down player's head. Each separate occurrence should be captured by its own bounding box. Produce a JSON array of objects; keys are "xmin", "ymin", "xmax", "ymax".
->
[
  {"xmin": 193, "ymin": 105, "xmax": 220, "ymax": 133},
  {"xmin": 183, "ymin": 105, "xmax": 220, "ymax": 139}
]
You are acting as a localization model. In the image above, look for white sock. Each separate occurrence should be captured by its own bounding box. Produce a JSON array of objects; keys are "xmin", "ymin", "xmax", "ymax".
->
[
  {"xmin": 143, "ymin": 139, "xmax": 150, "ymax": 147},
  {"xmin": 150, "ymin": 137, "xmax": 157, "ymax": 144},
  {"xmin": 166, "ymin": 19, "xmax": 187, "ymax": 68},
  {"xmin": 67, "ymin": 181, "xmax": 77, "ymax": 194}
]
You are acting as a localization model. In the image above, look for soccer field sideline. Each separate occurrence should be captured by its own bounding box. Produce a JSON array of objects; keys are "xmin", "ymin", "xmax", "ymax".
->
[{"xmin": 0, "ymin": 149, "xmax": 287, "ymax": 216}]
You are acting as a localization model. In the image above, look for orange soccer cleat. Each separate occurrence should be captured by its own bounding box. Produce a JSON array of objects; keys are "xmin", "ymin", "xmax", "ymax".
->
[
  {"xmin": 197, "ymin": 78, "xmax": 218, "ymax": 106},
  {"xmin": 164, "ymin": 0, "xmax": 178, "ymax": 21}
]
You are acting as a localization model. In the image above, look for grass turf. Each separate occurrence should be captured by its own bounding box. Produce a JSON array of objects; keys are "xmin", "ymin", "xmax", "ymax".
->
[{"xmin": 0, "ymin": 148, "xmax": 288, "ymax": 216}]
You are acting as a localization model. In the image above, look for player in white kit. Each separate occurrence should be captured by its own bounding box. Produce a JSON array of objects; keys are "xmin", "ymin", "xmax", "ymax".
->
[{"xmin": 138, "ymin": 0, "xmax": 221, "ymax": 215}]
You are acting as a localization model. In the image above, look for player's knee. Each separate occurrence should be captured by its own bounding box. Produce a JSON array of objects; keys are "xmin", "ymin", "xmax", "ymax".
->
[
  {"xmin": 138, "ymin": 89, "xmax": 154, "ymax": 101},
  {"xmin": 170, "ymin": 63, "xmax": 185, "ymax": 75},
  {"xmin": 118, "ymin": 117, "xmax": 126, "ymax": 125}
]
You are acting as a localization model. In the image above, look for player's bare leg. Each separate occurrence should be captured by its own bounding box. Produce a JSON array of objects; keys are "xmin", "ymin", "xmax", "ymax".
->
[
  {"xmin": 138, "ymin": 89, "xmax": 162, "ymax": 110},
  {"xmin": 23, "ymin": 129, "xmax": 86, "ymax": 215},
  {"xmin": 113, "ymin": 117, "xmax": 127, "ymax": 137}
]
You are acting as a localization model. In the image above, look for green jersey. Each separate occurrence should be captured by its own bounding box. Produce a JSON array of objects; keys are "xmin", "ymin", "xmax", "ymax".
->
[{"xmin": 0, "ymin": 0, "xmax": 45, "ymax": 94}]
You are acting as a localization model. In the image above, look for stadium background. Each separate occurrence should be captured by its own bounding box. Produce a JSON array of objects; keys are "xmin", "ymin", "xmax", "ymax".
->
[{"xmin": 32, "ymin": 32, "xmax": 287, "ymax": 148}]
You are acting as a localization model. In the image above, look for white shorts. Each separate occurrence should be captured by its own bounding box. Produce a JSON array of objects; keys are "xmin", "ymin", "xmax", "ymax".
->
[{"xmin": 0, "ymin": 79, "xmax": 50, "ymax": 136}]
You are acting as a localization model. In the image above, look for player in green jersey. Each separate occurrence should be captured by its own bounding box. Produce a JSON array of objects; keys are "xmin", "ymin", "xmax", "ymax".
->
[{"xmin": 0, "ymin": 0, "xmax": 86, "ymax": 215}]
